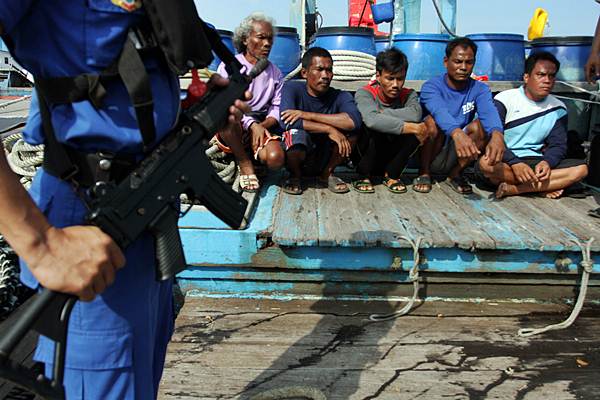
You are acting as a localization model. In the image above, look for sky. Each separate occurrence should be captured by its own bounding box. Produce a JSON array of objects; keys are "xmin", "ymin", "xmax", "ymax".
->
[{"xmin": 194, "ymin": 0, "xmax": 599, "ymax": 38}]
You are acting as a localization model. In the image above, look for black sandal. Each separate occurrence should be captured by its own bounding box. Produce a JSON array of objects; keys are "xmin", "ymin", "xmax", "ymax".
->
[
  {"xmin": 413, "ymin": 175, "xmax": 432, "ymax": 193},
  {"xmin": 383, "ymin": 177, "xmax": 407, "ymax": 194},
  {"xmin": 352, "ymin": 178, "xmax": 375, "ymax": 194},
  {"xmin": 447, "ymin": 175, "xmax": 472, "ymax": 195}
]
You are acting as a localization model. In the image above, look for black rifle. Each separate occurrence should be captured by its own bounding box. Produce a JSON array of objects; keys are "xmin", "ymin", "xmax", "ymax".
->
[{"xmin": 0, "ymin": 54, "xmax": 269, "ymax": 400}]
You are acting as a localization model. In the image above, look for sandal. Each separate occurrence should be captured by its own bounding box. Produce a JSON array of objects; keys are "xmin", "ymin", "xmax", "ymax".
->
[
  {"xmin": 352, "ymin": 178, "xmax": 375, "ymax": 194},
  {"xmin": 383, "ymin": 177, "xmax": 407, "ymax": 194},
  {"xmin": 281, "ymin": 177, "xmax": 303, "ymax": 195},
  {"xmin": 413, "ymin": 175, "xmax": 432, "ymax": 193},
  {"xmin": 447, "ymin": 175, "xmax": 472, "ymax": 195},
  {"xmin": 239, "ymin": 174, "xmax": 260, "ymax": 193},
  {"xmin": 318, "ymin": 175, "xmax": 349, "ymax": 194}
]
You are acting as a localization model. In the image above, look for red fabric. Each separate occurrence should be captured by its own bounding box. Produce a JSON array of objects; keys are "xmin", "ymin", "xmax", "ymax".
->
[{"xmin": 361, "ymin": 81, "xmax": 413, "ymax": 106}]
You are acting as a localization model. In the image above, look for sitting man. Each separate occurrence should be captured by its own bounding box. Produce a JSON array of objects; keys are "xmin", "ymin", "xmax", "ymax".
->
[
  {"xmin": 216, "ymin": 13, "xmax": 285, "ymax": 192},
  {"xmin": 477, "ymin": 51, "xmax": 588, "ymax": 199},
  {"xmin": 417, "ymin": 37, "xmax": 505, "ymax": 194},
  {"xmin": 279, "ymin": 47, "xmax": 362, "ymax": 194},
  {"xmin": 353, "ymin": 47, "xmax": 428, "ymax": 193}
]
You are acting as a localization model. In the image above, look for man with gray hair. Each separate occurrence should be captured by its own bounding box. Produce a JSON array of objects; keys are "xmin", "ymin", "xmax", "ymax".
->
[{"xmin": 215, "ymin": 12, "xmax": 285, "ymax": 192}]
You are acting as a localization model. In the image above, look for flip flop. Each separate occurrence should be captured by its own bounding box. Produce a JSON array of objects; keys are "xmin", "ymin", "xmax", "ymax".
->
[
  {"xmin": 319, "ymin": 175, "xmax": 349, "ymax": 194},
  {"xmin": 447, "ymin": 175, "xmax": 472, "ymax": 195},
  {"xmin": 412, "ymin": 175, "xmax": 432, "ymax": 193},
  {"xmin": 383, "ymin": 177, "xmax": 407, "ymax": 194},
  {"xmin": 352, "ymin": 178, "xmax": 375, "ymax": 194},
  {"xmin": 281, "ymin": 177, "xmax": 303, "ymax": 195},
  {"xmin": 239, "ymin": 174, "xmax": 260, "ymax": 193},
  {"xmin": 589, "ymin": 207, "xmax": 600, "ymax": 219}
]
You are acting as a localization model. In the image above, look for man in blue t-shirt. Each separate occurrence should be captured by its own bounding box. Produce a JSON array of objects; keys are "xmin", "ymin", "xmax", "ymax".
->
[
  {"xmin": 279, "ymin": 47, "xmax": 362, "ymax": 195},
  {"xmin": 417, "ymin": 37, "xmax": 505, "ymax": 194},
  {"xmin": 476, "ymin": 52, "xmax": 588, "ymax": 199}
]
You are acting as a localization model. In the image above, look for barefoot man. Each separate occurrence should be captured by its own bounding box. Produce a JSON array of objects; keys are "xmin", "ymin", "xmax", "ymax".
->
[{"xmin": 477, "ymin": 52, "xmax": 588, "ymax": 199}]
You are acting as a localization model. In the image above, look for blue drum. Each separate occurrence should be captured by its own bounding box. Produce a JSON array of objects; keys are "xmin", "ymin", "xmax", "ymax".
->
[
  {"xmin": 466, "ymin": 34, "xmax": 525, "ymax": 81},
  {"xmin": 530, "ymin": 36, "xmax": 592, "ymax": 82},
  {"xmin": 311, "ymin": 26, "xmax": 377, "ymax": 56},
  {"xmin": 270, "ymin": 27, "xmax": 301, "ymax": 77},
  {"xmin": 392, "ymin": 33, "xmax": 450, "ymax": 80}
]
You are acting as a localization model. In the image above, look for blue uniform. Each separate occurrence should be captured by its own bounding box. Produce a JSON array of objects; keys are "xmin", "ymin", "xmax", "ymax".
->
[{"xmin": 0, "ymin": 1, "xmax": 180, "ymax": 398}]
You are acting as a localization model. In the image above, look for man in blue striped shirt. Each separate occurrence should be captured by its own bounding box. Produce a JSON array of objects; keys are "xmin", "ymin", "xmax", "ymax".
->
[{"xmin": 476, "ymin": 52, "xmax": 588, "ymax": 199}]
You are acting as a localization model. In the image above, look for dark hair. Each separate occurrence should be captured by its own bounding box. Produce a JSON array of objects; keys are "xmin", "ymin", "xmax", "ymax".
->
[
  {"xmin": 525, "ymin": 51, "xmax": 560, "ymax": 75},
  {"xmin": 302, "ymin": 47, "xmax": 332, "ymax": 69},
  {"xmin": 445, "ymin": 37, "xmax": 478, "ymax": 58},
  {"xmin": 376, "ymin": 48, "xmax": 409, "ymax": 74}
]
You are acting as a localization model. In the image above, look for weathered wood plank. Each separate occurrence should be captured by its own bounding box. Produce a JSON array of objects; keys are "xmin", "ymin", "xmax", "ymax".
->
[
  {"xmin": 314, "ymin": 182, "xmax": 367, "ymax": 247},
  {"xmin": 414, "ymin": 182, "xmax": 497, "ymax": 249},
  {"xmin": 271, "ymin": 185, "xmax": 319, "ymax": 246}
]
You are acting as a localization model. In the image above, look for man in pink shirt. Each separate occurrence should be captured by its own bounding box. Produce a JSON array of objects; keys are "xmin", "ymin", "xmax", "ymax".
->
[{"xmin": 216, "ymin": 13, "xmax": 285, "ymax": 192}]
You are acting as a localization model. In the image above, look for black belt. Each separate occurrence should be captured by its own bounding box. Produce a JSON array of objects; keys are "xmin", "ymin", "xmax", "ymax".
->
[{"xmin": 42, "ymin": 148, "xmax": 137, "ymax": 188}]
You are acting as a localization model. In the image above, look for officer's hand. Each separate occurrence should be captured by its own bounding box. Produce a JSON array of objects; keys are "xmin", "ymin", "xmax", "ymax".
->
[
  {"xmin": 207, "ymin": 73, "xmax": 252, "ymax": 124},
  {"xmin": 585, "ymin": 52, "xmax": 600, "ymax": 83},
  {"xmin": 451, "ymin": 129, "xmax": 480, "ymax": 160},
  {"xmin": 27, "ymin": 226, "xmax": 126, "ymax": 302},
  {"xmin": 511, "ymin": 162, "xmax": 538, "ymax": 184},
  {"xmin": 535, "ymin": 160, "xmax": 551, "ymax": 181},
  {"xmin": 484, "ymin": 131, "xmax": 505, "ymax": 166}
]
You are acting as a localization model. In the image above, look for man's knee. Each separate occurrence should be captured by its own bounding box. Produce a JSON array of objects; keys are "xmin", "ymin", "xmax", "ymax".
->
[
  {"xmin": 477, "ymin": 156, "xmax": 495, "ymax": 178},
  {"xmin": 264, "ymin": 145, "xmax": 285, "ymax": 170},
  {"xmin": 466, "ymin": 120, "xmax": 486, "ymax": 148},
  {"xmin": 572, "ymin": 164, "xmax": 589, "ymax": 181}
]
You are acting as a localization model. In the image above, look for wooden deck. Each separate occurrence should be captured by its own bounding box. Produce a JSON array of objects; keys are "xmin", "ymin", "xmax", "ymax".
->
[
  {"xmin": 159, "ymin": 297, "xmax": 600, "ymax": 400},
  {"xmin": 268, "ymin": 175, "xmax": 600, "ymax": 252}
]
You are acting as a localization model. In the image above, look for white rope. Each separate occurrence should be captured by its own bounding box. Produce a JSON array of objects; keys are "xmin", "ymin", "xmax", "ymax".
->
[
  {"xmin": 369, "ymin": 236, "xmax": 426, "ymax": 322},
  {"xmin": 2, "ymin": 132, "xmax": 44, "ymax": 189},
  {"xmin": 518, "ymin": 237, "xmax": 595, "ymax": 337},
  {"xmin": 284, "ymin": 50, "xmax": 377, "ymax": 82},
  {"xmin": 556, "ymin": 80, "xmax": 600, "ymax": 97},
  {"xmin": 554, "ymin": 95, "xmax": 600, "ymax": 105},
  {"xmin": 330, "ymin": 50, "xmax": 376, "ymax": 82}
]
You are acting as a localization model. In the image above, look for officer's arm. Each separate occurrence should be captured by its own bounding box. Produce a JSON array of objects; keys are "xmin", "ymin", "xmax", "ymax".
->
[{"xmin": 0, "ymin": 147, "xmax": 125, "ymax": 301}]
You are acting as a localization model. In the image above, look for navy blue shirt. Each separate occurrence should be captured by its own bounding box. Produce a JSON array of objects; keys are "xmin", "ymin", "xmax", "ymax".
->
[
  {"xmin": 279, "ymin": 80, "xmax": 361, "ymax": 133},
  {"xmin": 420, "ymin": 74, "xmax": 503, "ymax": 137},
  {"xmin": 0, "ymin": 0, "xmax": 180, "ymax": 154}
]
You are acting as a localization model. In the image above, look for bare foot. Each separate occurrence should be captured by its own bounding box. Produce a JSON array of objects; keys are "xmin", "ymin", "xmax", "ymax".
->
[
  {"xmin": 495, "ymin": 182, "xmax": 515, "ymax": 199},
  {"xmin": 540, "ymin": 189, "xmax": 564, "ymax": 199}
]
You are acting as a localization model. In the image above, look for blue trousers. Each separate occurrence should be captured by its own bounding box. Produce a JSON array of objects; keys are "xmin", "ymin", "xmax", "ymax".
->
[{"xmin": 21, "ymin": 169, "xmax": 174, "ymax": 399}]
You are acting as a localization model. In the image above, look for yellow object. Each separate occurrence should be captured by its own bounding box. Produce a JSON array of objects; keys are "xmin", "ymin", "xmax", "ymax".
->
[{"xmin": 528, "ymin": 8, "xmax": 548, "ymax": 40}]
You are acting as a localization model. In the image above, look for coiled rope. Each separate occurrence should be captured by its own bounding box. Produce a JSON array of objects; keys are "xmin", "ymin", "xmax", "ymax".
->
[
  {"xmin": 369, "ymin": 236, "xmax": 427, "ymax": 322},
  {"xmin": 285, "ymin": 50, "xmax": 376, "ymax": 82},
  {"xmin": 2, "ymin": 132, "xmax": 44, "ymax": 189},
  {"xmin": 518, "ymin": 237, "xmax": 595, "ymax": 337},
  {"xmin": 0, "ymin": 235, "xmax": 22, "ymax": 320}
]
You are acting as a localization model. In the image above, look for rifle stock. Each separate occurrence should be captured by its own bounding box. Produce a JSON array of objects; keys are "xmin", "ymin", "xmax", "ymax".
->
[{"xmin": 0, "ymin": 53, "xmax": 268, "ymax": 399}]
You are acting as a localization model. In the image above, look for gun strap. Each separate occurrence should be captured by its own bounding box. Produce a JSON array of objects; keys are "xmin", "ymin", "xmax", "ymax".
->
[{"xmin": 36, "ymin": 18, "xmax": 238, "ymax": 187}]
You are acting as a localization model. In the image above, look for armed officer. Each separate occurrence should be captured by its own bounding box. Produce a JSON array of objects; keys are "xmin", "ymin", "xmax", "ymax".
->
[{"xmin": 0, "ymin": 1, "xmax": 249, "ymax": 398}]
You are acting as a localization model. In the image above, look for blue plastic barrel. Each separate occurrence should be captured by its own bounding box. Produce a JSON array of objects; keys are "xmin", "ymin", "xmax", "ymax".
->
[
  {"xmin": 311, "ymin": 27, "xmax": 377, "ymax": 56},
  {"xmin": 375, "ymin": 35, "xmax": 390, "ymax": 54},
  {"xmin": 530, "ymin": 36, "xmax": 592, "ymax": 82},
  {"xmin": 466, "ymin": 34, "xmax": 525, "ymax": 81},
  {"xmin": 208, "ymin": 29, "xmax": 235, "ymax": 71},
  {"xmin": 270, "ymin": 27, "xmax": 301, "ymax": 77},
  {"xmin": 392, "ymin": 33, "xmax": 449, "ymax": 80}
]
